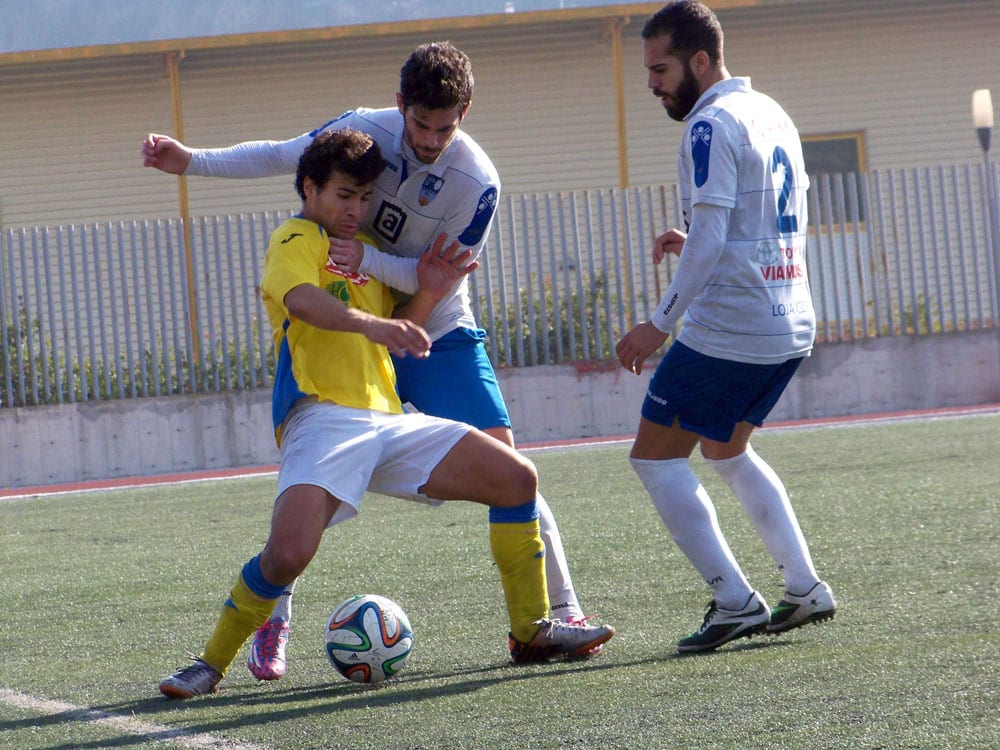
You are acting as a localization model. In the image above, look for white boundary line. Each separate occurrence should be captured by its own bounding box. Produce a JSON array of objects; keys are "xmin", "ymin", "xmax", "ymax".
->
[
  {"xmin": 0, "ymin": 687, "xmax": 267, "ymax": 749},
  {"xmin": 3, "ymin": 404, "xmax": 999, "ymax": 501},
  {"xmin": 0, "ymin": 470, "xmax": 280, "ymax": 502}
]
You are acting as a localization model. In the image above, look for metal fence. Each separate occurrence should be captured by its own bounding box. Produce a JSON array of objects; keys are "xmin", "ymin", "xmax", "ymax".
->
[{"xmin": 2, "ymin": 161, "xmax": 998, "ymax": 408}]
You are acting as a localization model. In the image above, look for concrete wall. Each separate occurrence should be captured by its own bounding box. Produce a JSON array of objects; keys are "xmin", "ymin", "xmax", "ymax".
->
[{"xmin": 2, "ymin": 330, "xmax": 998, "ymax": 490}]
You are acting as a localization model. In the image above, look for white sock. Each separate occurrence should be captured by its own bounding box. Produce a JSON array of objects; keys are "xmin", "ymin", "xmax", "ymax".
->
[
  {"xmin": 268, "ymin": 578, "xmax": 298, "ymax": 623},
  {"xmin": 631, "ymin": 457, "xmax": 753, "ymax": 609},
  {"xmin": 536, "ymin": 492, "xmax": 583, "ymax": 620},
  {"xmin": 707, "ymin": 445, "xmax": 820, "ymax": 595}
]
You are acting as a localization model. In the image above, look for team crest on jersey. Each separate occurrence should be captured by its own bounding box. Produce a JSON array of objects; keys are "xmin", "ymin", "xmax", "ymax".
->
[
  {"xmin": 691, "ymin": 121, "xmax": 713, "ymax": 187},
  {"xmin": 419, "ymin": 175, "xmax": 445, "ymax": 206}
]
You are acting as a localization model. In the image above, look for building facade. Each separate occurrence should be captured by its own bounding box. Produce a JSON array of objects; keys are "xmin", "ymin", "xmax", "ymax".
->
[{"xmin": 0, "ymin": 0, "xmax": 997, "ymax": 228}]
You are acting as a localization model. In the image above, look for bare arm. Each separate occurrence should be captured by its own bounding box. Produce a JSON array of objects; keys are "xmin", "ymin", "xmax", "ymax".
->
[{"xmin": 284, "ymin": 284, "xmax": 431, "ymax": 359}]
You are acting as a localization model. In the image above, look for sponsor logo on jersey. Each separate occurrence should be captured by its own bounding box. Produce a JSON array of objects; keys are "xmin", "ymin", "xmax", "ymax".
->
[
  {"xmin": 418, "ymin": 175, "xmax": 445, "ymax": 206},
  {"xmin": 280, "ymin": 232, "xmax": 304, "ymax": 244},
  {"xmin": 759, "ymin": 264, "xmax": 804, "ymax": 281},
  {"xmin": 325, "ymin": 276, "xmax": 377, "ymax": 308},
  {"xmin": 691, "ymin": 121, "xmax": 713, "ymax": 188},
  {"xmin": 457, "ymin": 187, "xmax": 498, "ymax": 246},
  {"xmin": 754, "ymin": 239, "xmax": 782, "ymax": 266},
  {"xmin": 374, "ymin": 200, "xmax": 407, "ymax": 244},
  {"xmin": 755, "ymin": 240, "xmax": 804, "ymax": 281},
  {"xmin": 771, "ymin": 300, "xmax": 809, "ymax": 317}
]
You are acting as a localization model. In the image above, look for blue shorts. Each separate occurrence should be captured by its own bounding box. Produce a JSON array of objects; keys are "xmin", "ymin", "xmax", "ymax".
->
[
  {"xmin": 642, "ymin": 341, "xmax": 802, "ymax": 442},
  {"xmin": 391, "ymin": 327, "xmax": 511, "ymax": 431}
]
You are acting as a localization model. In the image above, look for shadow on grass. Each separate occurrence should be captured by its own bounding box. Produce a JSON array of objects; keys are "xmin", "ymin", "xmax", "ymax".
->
[
  {"xmin": 0, "ymin": 653, "xmax": 664, "ymax": 747},
  {"xmin": 673, "ymin": 633, "xmax": 795, "ymax": 657},
  {"xmin": 6, "ymin": 640, "xmax": 796, "ymax": 748}
]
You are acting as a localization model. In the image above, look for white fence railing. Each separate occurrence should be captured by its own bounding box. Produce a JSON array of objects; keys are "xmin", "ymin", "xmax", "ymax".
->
[{"xmin": 2, "ymin": 162, "xmax": 998, "ymax": 408}]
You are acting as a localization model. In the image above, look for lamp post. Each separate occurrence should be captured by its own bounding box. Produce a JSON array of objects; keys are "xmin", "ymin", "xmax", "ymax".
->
[{"xmin": 972, "ymin": 89, "xmax": 1000, "ymax": 326}]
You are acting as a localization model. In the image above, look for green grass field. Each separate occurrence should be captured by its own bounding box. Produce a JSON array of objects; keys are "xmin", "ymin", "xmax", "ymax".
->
[{"xmin": 1, "ymin": 414, "xmax": 998, "ymax": 749}]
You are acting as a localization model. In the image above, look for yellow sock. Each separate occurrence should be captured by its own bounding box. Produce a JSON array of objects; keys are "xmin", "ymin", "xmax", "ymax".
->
[
  {"xmin": 489, "ymin": 520, "xmax": 549, "ymax": 643},
  {"xmin": 201, "ymin": 574, "xmax": 277, "ymax": 675}
]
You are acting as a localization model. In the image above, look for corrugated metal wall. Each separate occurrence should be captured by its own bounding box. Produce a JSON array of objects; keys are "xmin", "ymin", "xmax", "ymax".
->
[
  {"xmin": 459, "ymin": 20, "xmax": 622, "ymax": 192},
  {"xmin": 0, "ymin": 0, "xmax": 997, "ymax": 228},
  {"xmin": 622, "ymin": 0, "xmax": 1000, "ymax": 187},
  {"xmin": 0, "ymin": 54, "xmax": 173, "ymax": 226}
]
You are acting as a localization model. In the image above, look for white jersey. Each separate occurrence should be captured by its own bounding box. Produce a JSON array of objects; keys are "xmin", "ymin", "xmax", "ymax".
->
[
  {"xmin": 186, "ymin": 107, "xmax": 500, "ymax": 342},
  {"xmin": 661, "ymin": 77, "xmax": 815, "ymax": 364}
]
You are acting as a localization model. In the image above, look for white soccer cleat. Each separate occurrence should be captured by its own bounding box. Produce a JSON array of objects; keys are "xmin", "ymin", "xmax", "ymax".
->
[{"xmin": 766, "ymin": 581, "xmax": 837, "ymax": 634}]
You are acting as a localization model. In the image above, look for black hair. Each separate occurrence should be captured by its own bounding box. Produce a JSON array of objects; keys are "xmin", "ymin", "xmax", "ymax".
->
[
  {"xmin": 294, "ymin": 128, "xmax": 385, "ymax": 200},
  {"xmin": 641, "ymin": 1, "xmax": 724, "ymax": 66},
  {"xmin": 399, "ymin": 41, "xmax": 474, "ymax": 112}
]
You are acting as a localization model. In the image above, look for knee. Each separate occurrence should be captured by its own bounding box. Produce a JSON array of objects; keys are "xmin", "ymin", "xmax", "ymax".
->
[
  {"xmin": 502, "ymin": 456, "xmax": 538, "ymax": 507},
  {"xmin": 260, "ymin": 542, "xmax": 313, "ymax": 584},
  {"xmin": 514, "ymin": 457, "xmax": 538, "ymax": 505}
]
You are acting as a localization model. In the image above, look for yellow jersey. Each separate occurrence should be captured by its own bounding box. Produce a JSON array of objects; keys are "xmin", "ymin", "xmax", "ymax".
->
[{"xmin": 261, "ymin": 217, "xmax": 402, "ymax": 445}]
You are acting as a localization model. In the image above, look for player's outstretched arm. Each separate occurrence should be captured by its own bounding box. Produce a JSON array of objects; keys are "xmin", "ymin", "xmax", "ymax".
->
[
  {"xmin": 355, "ymin": 245, "xmax": 421, "ymax": 294},
  {"xmin": 143, "ymin": 131, "xmax": 312, "ymax": 178},
  {"xmin": 142, "ymin": 133, "xmax": 193, "ymax": 175}
]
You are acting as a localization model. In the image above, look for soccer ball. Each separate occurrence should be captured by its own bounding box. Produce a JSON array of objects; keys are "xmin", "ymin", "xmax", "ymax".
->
[{"xmin": 324, "ymin": 594, "xmax": 414, "ymax": 684}]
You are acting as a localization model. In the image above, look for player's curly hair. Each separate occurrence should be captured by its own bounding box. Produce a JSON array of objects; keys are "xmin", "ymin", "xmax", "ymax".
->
[
  {"xmin": 399, "ymin": 41, "xmax": 474, "ymax": 112},
  {"xmin": 642, "ymin": 0, "xmax": 724, "ymax": 67},
  {"xmin": 295, "ymin": 128, "xmax": 385, "ymax": 200}
]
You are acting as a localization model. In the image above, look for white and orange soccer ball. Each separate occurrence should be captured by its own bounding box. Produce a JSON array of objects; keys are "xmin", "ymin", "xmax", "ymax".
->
[{"xmin": 324, "ymin": 594, "xmax": 414, "ymax": 684}]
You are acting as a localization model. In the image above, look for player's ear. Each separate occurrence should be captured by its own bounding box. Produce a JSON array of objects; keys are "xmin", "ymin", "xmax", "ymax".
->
[
  {"xmin": 396, "ymin": 92, "xmax": 405, "ymax": 115},
  {"xmin": 690, "ymin": 49, "xmax": 711, "ymax": 77}
]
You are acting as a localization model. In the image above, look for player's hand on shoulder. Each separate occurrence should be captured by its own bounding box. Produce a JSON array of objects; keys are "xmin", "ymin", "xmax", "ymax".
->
[
  {"xmin": 653, "ymin": 228, "xmax": 687, "ymax": 264},
  {"xmin": 141, "ymin": 133, "xmax": 192, "ymax": 174}
]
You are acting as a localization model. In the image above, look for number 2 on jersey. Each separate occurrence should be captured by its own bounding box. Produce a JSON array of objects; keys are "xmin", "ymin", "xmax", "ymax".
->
[{"xmin": 771, "ymin": 146, "xmax": 798, "ymax": 235}]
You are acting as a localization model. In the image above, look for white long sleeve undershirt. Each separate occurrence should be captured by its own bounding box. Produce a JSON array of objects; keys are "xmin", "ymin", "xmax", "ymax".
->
[{"xmin": 650, "ymin": 203, "xmax": 731, "ymax": 334}]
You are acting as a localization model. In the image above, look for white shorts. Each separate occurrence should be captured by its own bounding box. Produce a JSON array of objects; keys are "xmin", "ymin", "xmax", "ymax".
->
[{"xmin": 276, "ymin": 400, "xmax": 472, "ymax": 527}]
